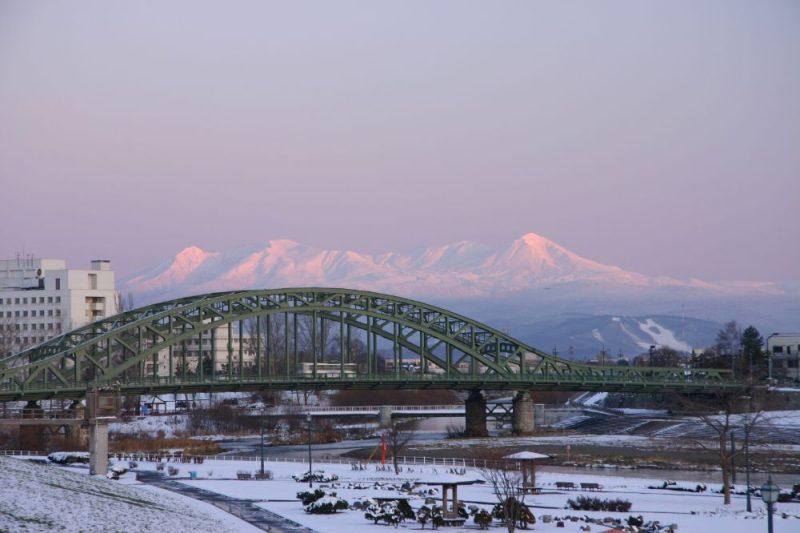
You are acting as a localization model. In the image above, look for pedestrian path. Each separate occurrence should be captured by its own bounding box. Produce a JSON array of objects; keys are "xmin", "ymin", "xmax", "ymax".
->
[{"xmin": 136, "ymin": 471, "xmax": 315, "ymax": 532}]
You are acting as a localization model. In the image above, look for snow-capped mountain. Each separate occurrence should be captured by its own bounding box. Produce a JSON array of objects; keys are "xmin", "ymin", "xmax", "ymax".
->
[
  {"xmin": 121, "ymin": 232, "xmax": 798, "ymax": 353},
  {"xmin": 124, "ymin": 232, "xmax": 791, "ymax": 304},
  {"xmin": 124, "ymin": 232, "xmax": 684, "ymax": 302}
]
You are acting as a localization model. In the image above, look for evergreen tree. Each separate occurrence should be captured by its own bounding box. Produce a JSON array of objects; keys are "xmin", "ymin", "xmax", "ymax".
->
[{"xmin": 740, "ymin": 325, "xmax": 765, "ymax": 377}]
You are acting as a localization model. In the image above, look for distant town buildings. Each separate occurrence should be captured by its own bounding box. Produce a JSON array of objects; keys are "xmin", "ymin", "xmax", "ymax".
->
[
  {"xmin": 0, "ymin": 257, "xmax": 119, "ymax": 352},
  {"xmin": 767, "ymin": 333, "xmax": 800, "ymax": 384}
]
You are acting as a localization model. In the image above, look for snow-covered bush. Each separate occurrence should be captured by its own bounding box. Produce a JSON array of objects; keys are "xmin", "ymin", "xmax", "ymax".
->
[
  {"xmin": 47, "ymin": 452, "xmax": 90, "ymax": 465},
  {"xmin": 292, "ymin": 470, "xmax": 339, "ymax": 483},
  {"xmin": 649, "ymin": 480, "xmax": 706, "ymax": 493},
  {"xmin": 296, "ymin": 488, "xmax": 348, "ymax": 514},
  {"xmin": 305, "ymin": 495, "xmax": 349, "ymax": 514},
  {"xmin": 473, "ymin": 509, "xmax": 492, "ymax": 530},
  {"xmin": 416, "ymin": 505, "xmax": 444, "ymax": 530},
  {"xmin": 567, "ymin": 496, "xmax": 631, "ymax": 512},
  {"xmin": 493, "ymin": 497, "xmax": 535, "ymax": 528},
  {"xmin": 297, "ymin": 489, "xmax": 327, "ymax": 506},
  {"xmin": 365, "ymin": 501, "xmax": 408, "ymax": 527},
  {"xmin": 106, "ymin": 465, "xmax": 128, "ymax": 480}
]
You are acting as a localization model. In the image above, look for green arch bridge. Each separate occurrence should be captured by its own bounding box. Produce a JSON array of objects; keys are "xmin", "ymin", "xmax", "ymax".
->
[{"xmin": 0, "ymin": 288, "xmax": 740, "ymax": 402}]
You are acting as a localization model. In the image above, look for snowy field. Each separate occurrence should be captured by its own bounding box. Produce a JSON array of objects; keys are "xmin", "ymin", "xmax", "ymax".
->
[
  {"xmin": 0, "ymin": 456, "xmax": 259, "ymax": 532},
  {"xmin": 88, "ymin": 455, "xmax": 799, "ymax": 533}
]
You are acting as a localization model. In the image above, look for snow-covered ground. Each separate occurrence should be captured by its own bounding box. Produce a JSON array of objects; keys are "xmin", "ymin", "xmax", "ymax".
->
[
  {"xmin": 0, "ymin": 456, "xmax": 259, "ymax": 532},
  {"xmin": 110, "ymin": 413, "xmax": 190, "ymax": 437},
  {"xmin": 76, "ymin": 454, "xmax": 798, "ymax": 533}
]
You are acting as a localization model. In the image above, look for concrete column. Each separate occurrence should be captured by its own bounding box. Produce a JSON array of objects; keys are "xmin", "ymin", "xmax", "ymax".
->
[
  {"xmin": 512, "ymin": 391, "xmax": 535, "ymax": 435},
  {"xmin": 465, "ymin": 390, "xmax": 488, "ymax": 438},
  {"xmin": 378, "ymin": 406, "xmax": 393, "ymax": 428},
  {"xmin": 88, "ymin": 422, "xmax": 109, "ymax": 476}
]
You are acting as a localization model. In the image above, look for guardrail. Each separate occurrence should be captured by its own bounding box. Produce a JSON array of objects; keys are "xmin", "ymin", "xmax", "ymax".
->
[{"xmin": 0, "ymin": 449, "xmax": 508, "ymax": 470}]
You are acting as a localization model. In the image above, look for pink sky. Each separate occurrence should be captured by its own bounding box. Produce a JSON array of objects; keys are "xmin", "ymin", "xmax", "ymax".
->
[{"xmin": 0, "ymin": 1, "xmax": 798, "ymax": 281}]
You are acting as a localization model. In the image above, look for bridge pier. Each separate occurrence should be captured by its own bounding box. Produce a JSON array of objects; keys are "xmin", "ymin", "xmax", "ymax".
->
[
  {"xmin": 19, "ymin": 401, "xmax": 45, "ymax": 450},
  {"xmin": 512, "ymin": 391, "xmax": 535, "ymax": 435},
  {"xmin": 88, "ymin": 422, "xmax": 109, "ymax": 476},
  {"xmin": 378, "ymin": 406, "xmax": 393, "ymax": 428},
  {"xmin": 465, "ymin": 390, "xmax": 488, "ymax": 438}
]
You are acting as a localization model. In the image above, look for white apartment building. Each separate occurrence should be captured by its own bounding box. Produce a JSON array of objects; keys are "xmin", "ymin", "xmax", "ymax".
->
[
  {"xmin": 767, "ymin": 333, "xmax": 800, "ymax": 384},
  {"xmin": 0, "ymin": 257, "xmax": 119, "ymax": 352}
]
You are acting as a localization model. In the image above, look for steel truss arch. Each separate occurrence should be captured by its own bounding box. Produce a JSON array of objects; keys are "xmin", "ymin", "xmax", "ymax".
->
[{"xmin": 0, "ymin": 288, "xmax": 740, "ymax": 401}]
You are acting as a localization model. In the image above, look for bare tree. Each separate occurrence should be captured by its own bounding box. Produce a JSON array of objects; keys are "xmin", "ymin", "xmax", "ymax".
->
[
  {"xmin": 386, "ymin": 423, "xmax": 413, "ymax": 475},
  {"xmin": 676, "ymin": 391, "xmax": 764, "ymax": 505},
  {"xmin": 480, "ymin": 464, "xmax": 532, "ymax": 533}
]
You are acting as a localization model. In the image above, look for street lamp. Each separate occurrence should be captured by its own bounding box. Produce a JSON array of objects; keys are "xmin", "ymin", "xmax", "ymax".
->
[
  {"xmin": 306, "ymin": 412, "xmax": 313, "ymax": 488},
  {"xmin": 260, "ymin": 424, "xmax": 265, "ymax": 477},
  {"xmin": 738, "ymin": 395, "xmax": 753, "ymax": 512},
  {"xmin": 760, "ymin": 476, "xmax": 780, "ymax": 533}
]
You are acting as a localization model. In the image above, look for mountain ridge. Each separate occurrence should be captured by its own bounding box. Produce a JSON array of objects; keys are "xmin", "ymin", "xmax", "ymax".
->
[{"xmin": 123, "ymin": 232, "xmax": 785, "ymax": 303}]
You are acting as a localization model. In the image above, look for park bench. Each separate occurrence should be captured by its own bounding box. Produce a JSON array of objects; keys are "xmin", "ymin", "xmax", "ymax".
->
[
  {"xmin": 580, "ymin": 482, "xmax": 602, "ymax": 491},
  {"xmin": 555, "ymin": 481, "xmax": 576, "ymax": 490}
]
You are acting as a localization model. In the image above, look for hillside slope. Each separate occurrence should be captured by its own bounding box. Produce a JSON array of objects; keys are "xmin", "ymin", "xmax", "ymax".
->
[{"xmin": 0, "ymin": 456, "xmax": 255, "ymax": 532}]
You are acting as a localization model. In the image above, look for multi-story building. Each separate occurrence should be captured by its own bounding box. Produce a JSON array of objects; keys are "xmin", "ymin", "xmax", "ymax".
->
[
  {"xmin": 0, "ymin": 257, "xmax": 119, "ymax": 353},
  {"xmin": 767, "ymin": 333, "xmax": 800, "ymax": 384}
]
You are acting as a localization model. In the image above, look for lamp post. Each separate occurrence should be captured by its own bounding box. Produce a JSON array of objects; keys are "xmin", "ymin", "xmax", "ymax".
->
[
  {"xmin": 744, "ymin": 423, "xmax": 752, "ymax": 512},
  {"xmin": 306, "ymin": 412, "xmax": 313, "ymax": 488},
  {"xmin": 740, "ymin": 395, "xmax": 752, "ymax": 512},
  {"xmin": 260, "ymin": 425, "xmax": 265, "ymax": 477},
  {"xmin": 760, "ymin": 476, "xmax": 780, "ymax": 533}
]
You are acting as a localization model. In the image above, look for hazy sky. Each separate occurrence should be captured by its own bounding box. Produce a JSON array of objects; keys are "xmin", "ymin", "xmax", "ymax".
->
[{"xmin": 1, "ymin": 1, "xmax": 798, "ymax": 281}]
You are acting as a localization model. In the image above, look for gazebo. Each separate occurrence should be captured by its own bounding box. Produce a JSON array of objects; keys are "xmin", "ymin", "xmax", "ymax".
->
[
  {"xmin": 503, "ymin": 451, "xmax": 549, "ymax": 494},
  {"xmin": 417, "ymin": 476, "xmax": 483, "ymax": 526}
]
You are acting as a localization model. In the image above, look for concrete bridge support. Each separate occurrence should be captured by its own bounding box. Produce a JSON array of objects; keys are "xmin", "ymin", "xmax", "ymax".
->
[
  {"xmin": 512, "ymin": 391, "xmax": 535, "ymax": 435},
  {"xmin": 465, "ymin": 390, "xmax": 488, "ymax": 438},
  {"xmin": 88, "ymin": 422, "xmax": 109, "ymax": 476},
  {"xmin": 378, "ymin": 406, "xmax": 393, "ymax": 428}
]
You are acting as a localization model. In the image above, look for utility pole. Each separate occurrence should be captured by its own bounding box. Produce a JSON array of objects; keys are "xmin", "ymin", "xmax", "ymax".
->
[
  {"xmin": 260, "ymin": 425, "xmax": 265, "ymax": 477},
  {"xmin": 306, "ymin": 412, "xmax": 313, "ymax": 488}
]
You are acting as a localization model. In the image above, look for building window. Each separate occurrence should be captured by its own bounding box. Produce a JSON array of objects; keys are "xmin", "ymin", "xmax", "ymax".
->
[
  {"xmin": 23, "ymin": 298, "xmax": 27, "ymax": 304},
  {"xmin": 0, "ymin": 298, "xmax": 3, "ymax": 304},
  {"xmin": 15, "ymin": 298, "xmax": 19, "ymax": 304},
  {"xmin": 55, "ymin": 296, "xmax": 60, "ymax": 303},
  {"xmin": 55, "ymin": 278, "xmax": 60, "ymax": 290},
  {"xmin": 48, "ymin": 297, "xmax": 53, "ymax": 303},
  {"xmin": 773, "ymin": 346, "xmax": 784, "ymax": 354}
]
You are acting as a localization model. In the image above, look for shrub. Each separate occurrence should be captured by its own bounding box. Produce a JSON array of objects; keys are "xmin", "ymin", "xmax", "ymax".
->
[
  {"xmin": 492, "ymin": 497, "xmax": 535, "ymax": 528},
  {"xmin": 292, "ymin": 470, "xmax": 339, "ymax": 483},
  {"xmin": 47, "ymin": 452, "xmax": 90, "ymax": 465},
  {"xmin": 297, "ymin": 489, "xmax": 327, "ymax": 506},
  {"xmin": 473, "ymin": 509, "xmax": 492, "ymax": 530},
  {"xmin": 306, "ymin": 496, "xmax": 349, "ymax": 514},
  {"xmin": 567, "ymin": 496, "xmax": 632, "ymax": 512}
]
